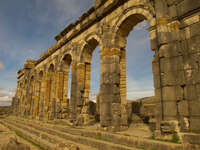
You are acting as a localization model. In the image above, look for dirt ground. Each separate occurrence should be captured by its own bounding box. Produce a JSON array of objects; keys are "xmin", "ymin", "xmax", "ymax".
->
[{"xmin": 0, "ymin": 122, "xmax": 40, "ymax": 150}]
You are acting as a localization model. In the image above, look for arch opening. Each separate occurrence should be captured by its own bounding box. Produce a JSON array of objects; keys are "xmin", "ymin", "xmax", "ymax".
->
[
  {"xmin": 62, "ymin": 54, "xmax": 72, "ymax": 99},
  {"xmin": 116, "ymin": 14, "xmax": 155, "ymax": 126},
  {"xmin": 79, "ymin": 38, "xmax": 100, "ymax": 122}
]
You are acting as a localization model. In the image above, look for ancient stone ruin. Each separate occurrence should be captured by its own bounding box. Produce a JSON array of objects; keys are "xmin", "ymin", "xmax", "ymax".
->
[{"xmin": 10, "ymin": 0, "xmax": 200, "ymax": 149}]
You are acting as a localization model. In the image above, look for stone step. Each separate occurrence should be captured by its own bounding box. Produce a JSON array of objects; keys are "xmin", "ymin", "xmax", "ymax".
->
[
  {"xmin": 2, "ymin": 117, "xmax": 137, "ymax": 150},
  {"xmin": 0, "ymin": 120, "xmax": 56, "ymax": 150},
  {"xmin": 8, "ymin": 116, "xmax": 184, "ymax": 150},
  {"xmin": 4, "ymin": 119, "xmax": 91, "ymax": 150},
  {"xmin": 2, "ymin": 119, "xmax": 98, "ymax": 150}
]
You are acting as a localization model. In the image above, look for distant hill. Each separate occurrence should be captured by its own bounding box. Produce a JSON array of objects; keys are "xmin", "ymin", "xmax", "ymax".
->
[{"xmin": 0, "ymin": 106, "xmax": 12, "ymax": 116}]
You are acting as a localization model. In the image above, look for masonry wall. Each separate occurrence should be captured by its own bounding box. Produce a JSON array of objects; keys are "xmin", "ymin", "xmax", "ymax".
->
[{"xmin": 13, "ymin": 0, "xmax": 200, "ymax": 146}]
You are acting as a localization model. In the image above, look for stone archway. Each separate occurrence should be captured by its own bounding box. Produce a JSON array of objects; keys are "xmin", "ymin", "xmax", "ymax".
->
[
  {"xmin": 113, "ymin": 9, "xmax": 158, "ymax": 127},
  {"xmin": 77, "ymin": 37, "xmax": 100, "ymax": 125},
  {"xmin": 60, "ymin": 53, "xmax": 72, "ymax": 119},
  {"xmin": 45, "ymin": 64, "xmax": 55, "ymax": 119}
]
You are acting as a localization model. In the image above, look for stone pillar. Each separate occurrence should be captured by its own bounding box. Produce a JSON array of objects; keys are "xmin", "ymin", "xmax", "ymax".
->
[
  {"xmin": 69, "ymin": 62, "xmax": 78, "ymax": 122},
  {"xmin": 154, "ymin": 0, "xmax": 169, "ymax": 136},
  {"xmin": 55, "ymin": 71, "xmax": 64, "ymax": 119},
  {"xmin": 76, "ymin": 63, "xmax": 85, "ymax": 113},
  {"xmin": 44, "ymin": 72, "xmax": 51, "ymax": 119},
  {"xmin": 30, "ymin": 78, "xmax": 36, "ymax": 118},
  {"xmin": 62, "ymin": 70, "xmax": 69, "ymax": 118},
  {"xmin": 100, "ymin": 47, "xmax": 121, "ymax": 128},
  {"xmin": 21, "ymin": 84, "xmax": 26, "ymax": 116},
  {"xmin": 120, "ymin": 48, "xmax": 128, "ymax": 126},
  {"xmin": 49, "ymin": 72, "xmax": 57, "ymax": 120},
  {"xmin": 154, "ymin": 0, "xmax": 187, "ymax": 138},
  {"xmin": 39, "ymin": 75, "xmax": 45, "ymax": 119},
  {"xmin": 34, "ymin": 79, "xmax": 40, "ymax": 119}
]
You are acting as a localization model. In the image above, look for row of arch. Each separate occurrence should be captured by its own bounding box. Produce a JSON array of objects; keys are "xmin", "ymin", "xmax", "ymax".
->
[{"xmin": 15, "ymin": 5, "xmax": 159, "ymax": 127}]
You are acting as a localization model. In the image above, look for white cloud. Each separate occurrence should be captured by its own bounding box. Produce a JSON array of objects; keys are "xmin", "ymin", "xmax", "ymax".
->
[
  {"xmin": 0, "ymin": 87, "xmax": 15, "ymax": 106},
  {"xmin": 127, "ymin": 90, "xmax": 154, "ymax": 100},
  {"xmin": 126, "ymin": 77, "xmax": 154, "ymax": 100},
  {"xmin": 0, "ymin": 61, "xmax": 4, "ymax": 70}
]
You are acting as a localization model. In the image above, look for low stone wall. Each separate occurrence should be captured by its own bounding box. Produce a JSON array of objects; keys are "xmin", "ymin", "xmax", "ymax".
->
[{"xmin": 127, "ymin": 97, "xmax": 156, "ymax": 129}]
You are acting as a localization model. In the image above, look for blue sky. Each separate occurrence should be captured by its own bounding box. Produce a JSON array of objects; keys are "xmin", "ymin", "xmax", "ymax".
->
[{"xmin": 0, "ymin": 0, "xmax": 154, "ymax": 106}]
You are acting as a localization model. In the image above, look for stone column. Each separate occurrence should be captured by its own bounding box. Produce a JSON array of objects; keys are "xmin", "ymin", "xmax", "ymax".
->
[
  {"xmin": 154, "ymin": 0, "xmax": 169, "ymax": 136},
  {"xmin": 49, "ymin": 71, "xmax": 57, "ymax": 120},
  {"xmin": 100, "ymin": 47, "xmax": 121, "ymax": 128},
  {"xmin": 44, "ymin": 72, "xmax": 51, "ymax": 120},
  {"xmin": 55, "ymin": 71, "xmax": 64, "ymax": 119},
  {"xmin": 30, "ymin": 78, "xmax": 36, "ymax": 118},
  {"xmin": 34, "ymin": 79, "xmax": 40, "ymax": 119},
  {"xmin": 69, "ymin": 62, "xmax": 78, "ymax": 122},
  {"xmin": 76, "ymin": 63, "xmax": 85, "ymax": 113},
  {"xmin": 155, "ymin": 0, "xmax": 185, "ymax": 137},
  {"xmin": 62, "ymin": 70, "xmax": 69, "ymax": 118},
  {"xmin": 39, "ymin": 75, "xmax": 45, "ymax": 119},
  {"xmin": 120, "ymin": 48, "xmax": 128, "ymax": 126}
]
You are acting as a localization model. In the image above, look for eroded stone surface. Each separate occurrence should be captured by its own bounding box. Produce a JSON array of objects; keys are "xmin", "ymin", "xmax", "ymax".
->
[{"xmin": 12, "ymin": 0, "xmax": 200, "ymax": 148}]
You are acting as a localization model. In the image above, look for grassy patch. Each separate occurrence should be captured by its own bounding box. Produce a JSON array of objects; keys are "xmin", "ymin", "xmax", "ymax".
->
[
  {"xmin": 171, "ymin": 132, "xmax": 180, "ymax": 143},
  {"xmin": 149, "ymin": 132, "xmax": 180, "ymax": 144}
]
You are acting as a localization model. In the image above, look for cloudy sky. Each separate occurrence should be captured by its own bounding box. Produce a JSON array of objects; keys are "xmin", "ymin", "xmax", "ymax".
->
[{"xmin": 0, "ymin": 0, "xmax": 154, "ymax": 106}]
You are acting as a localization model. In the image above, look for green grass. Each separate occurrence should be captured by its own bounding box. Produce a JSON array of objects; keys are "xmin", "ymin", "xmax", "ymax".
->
[
  {"xmin": 149, "ymin": 132, "xmax": 180, "ymax": 144},
  {"xmin": 171, "ymin": 132, "xmax": 180, "ymax": 143}
]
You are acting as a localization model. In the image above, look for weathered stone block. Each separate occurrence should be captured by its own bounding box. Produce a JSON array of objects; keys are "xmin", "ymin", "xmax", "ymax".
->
[
  {"xmin": 153, "ymin": 74, "xmax": 161, "ymax": 89},
  {"xmin": 155, "ymin": 0, "xmax": 168, "ymax": 18},
  {"xmin": 177, "ymin": 0, "xmax": 200, "ymax": 17},
  {"xmin": 190, "ymin": 22, "xmax": 200, "ymax": 38},
  {"xmin": 159, "ymin": 42, "xmax": 182, "ymax": 58},
  {"xmin": 163, "ymin": 101, "xmax": 177, "ymax": 117},
  {"xmin": 178, "ymin": 100, "xmax": 189, "ymax": 116},
  {"xmin": 187, "ymin": 34, "xmax": 200, "ymax": 54},
  {"xmin": 152, "ymin": 62, "xmax": 160, "ymax": 76},
  {"xmin": 190, "ymin": 118, "xmax": 200, "ymax": 131},
  {"xmin": 112, "ymin": 73, "xmax": 120, "ymax": 84},
  {"xmin": 162, "ymin": 86, "xmax": 182, "ymax": 101},
  {"xmin": 100, "ymin": 84, "xmax": 113, "ymax": 95},
  {"xmin": 112, "ymin": 94, "xmax": 121, "ymax": 103},
  {"xmin": 182, "ymin": 133, "xmax": 200, "ymax": 145},
  {"xmin": 161, "ymin": 70, "xmax": 185, "ymax": 86},
  {"xmin": 160, "ymin": 56, "xmax": 183, "ymax": 72},
  {"xmin": 185, "ymin": 85, "xmax": 197, "ymax": 100},
  {"xmin": 150, "ymin": 38, "xmax": 157, "ymax": 51},
  {"xmin": 100, "ymin": 102, "xmax": 112, "ymax": 126},
  {"xmin": 157, "ymin": 32, "xmax": 171, "ymax": 45},
  {"xmin": 160, "ymin": 120, "xmax": 178, "ymax": 134},
  {"xmin": 179, "ymin": 116, "xmax": 190, "ymax": 131},
  {"xmin": 111, "ymin": 103, "xmax": 121, "ymax": 126},
  {"xmin": 154, "ymin": 88, "xmax": 161, "ymax": 100},
  {"xmin": 189, "ymin": 101, "xmax": 200, "ymax": 116},
  {"xmin": 168, "ymin": 5, "xmax": 177, "ymax": 18}
]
